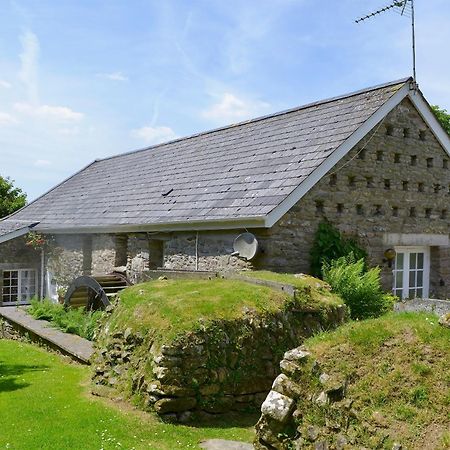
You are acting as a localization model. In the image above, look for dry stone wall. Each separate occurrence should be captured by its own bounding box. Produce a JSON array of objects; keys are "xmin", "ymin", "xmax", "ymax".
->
[{"xmin": 91, "ymin": 297, "xmax": 347, "ymax": 422}]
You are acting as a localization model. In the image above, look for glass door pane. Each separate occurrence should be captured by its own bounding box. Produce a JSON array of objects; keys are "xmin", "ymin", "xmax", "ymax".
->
[{"xmin": 20, "ymin": 270, "xmax": 36, "ymax": 301}]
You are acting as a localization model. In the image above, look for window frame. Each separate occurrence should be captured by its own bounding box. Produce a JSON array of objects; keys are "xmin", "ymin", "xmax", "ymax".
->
[
  {"xmin": 1, "ymin": 268, "xmax": 37, "ymax": 305},
  {"xmin": 392, "ymin": 246, "xmax": 430, "ymax": 299}
]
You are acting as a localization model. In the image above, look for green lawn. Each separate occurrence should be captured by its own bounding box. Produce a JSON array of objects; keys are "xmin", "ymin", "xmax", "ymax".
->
[{"xmin": 0, "ymin": 340, "xmax": 255, "ymax": 450}]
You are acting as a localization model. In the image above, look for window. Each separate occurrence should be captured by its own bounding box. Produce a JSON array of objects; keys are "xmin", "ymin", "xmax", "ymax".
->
[
  {"xmin": 374, "ymin": 204, "xmax": 383, "ymax": 216},
  {"xmin": 336, "ymin": 203, "xmax": 344, "ymax": 214},
  {"xmin": 376, "ymin": 150, "xmax": 384, "ymax": 161},
  {"xmin": 419, "ymin": 130, "xmax": 426, "ymax": 141},
  {"xmin": 315, "ymin": 200, "xmax": 324, "ymax": 215},
  {"xmin": 356, "ymin": 204, "xmax": 364, "ymax": 216},
  {"xmin": 366, "ymin": 176, "xmax": 374, "ymax": 188},
  {"xmin": 2, "ymin": 269, "xmax": 36, "ymax": 304},
  {"xmin": 426, "ymin": 157, "xmax": 433, "ymax": 168},
  {"xmin": 402, "ymin": 181, "xmax": 409, "ymax": 191},
  {"xmin": 434, "ymin": 184, "xmax": 441, "ymax": 194},
  {"xmin": 403, "ymin": 128, "xmax": 410, "ymax": 138},
  {"xmin": 329, "ymin": 174, "xmax": 337, "ymax": 186},
  {"xmin": 410, "ymin": 155, "xmax": 417, "ymax": 166},
  {"xmin": 386, "ymin": 124, "xmax": 394, "ymax": 136},
  {"xmin": 418, "ymin": 182, "xmax": 424, "ymax": 193},
  {"xmin": 444, "ymin": 159, "xmax": 449, "ymax": 169},
  {"xmin": 425, "ymin": 208, "xmax": 432, "ymax": 219},
  {"xmin": 392, "ymin": 206, "xmax": 399, "ymax": 217},
  {"xmin": 394, "ymin": 153, "xmax": 401, "ymax": 164},
  {"xmin": 348, "ymin": 176, "xmax": 356, "ymax": 187},
  {"xmin": 384, "ymin": 179, "xmax": 391, "ymax": 190}
]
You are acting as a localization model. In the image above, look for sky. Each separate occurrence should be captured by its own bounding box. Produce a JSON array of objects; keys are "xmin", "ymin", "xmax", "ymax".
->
[{"xmin": 1, "ymin": 0, "xmax": 449, "ymax": 201}]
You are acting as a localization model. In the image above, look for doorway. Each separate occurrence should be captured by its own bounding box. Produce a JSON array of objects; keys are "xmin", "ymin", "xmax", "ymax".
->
[{"xmin": 392, "ymin": 246, "xmax": 430, "ymax": 299}]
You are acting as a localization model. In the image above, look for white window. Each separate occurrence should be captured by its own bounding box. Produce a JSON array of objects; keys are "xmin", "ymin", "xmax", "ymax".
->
[
  {"xmin": 393, "ymin": 247, "xmax": 430, "ymax": 299},
  {"xmin": 2, "ymin": 269, "xmax": 37, "ymax": 305}
]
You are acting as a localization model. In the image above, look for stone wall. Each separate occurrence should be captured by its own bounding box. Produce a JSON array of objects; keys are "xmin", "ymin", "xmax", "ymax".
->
[
  {"xmin": 163, "ymin": 231, "xmax": 252, "ymax": 272},
  {"xmin": 91, "ymin": 293, "xmax": 347, "ymax": 422},
  {"xmin": 47, "ymin": 235, "xmax": 85, "ymax": 289},
  {"xmin": 394, "ymin": 298, "xmax": 450, "ymax": 316},
  {"xmin": 92, "ymin": 234, "xmax": 116, "ymax": 274},
  {"xmin": 254, "ymin": 347, "xmax": 353, "ymax": 450},
  {"xmin": 259, "ymin": 98, "xmax": 450, "ymax": 297}
]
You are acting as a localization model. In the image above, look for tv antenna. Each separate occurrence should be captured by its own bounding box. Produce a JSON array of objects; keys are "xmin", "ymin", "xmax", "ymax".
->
[{"xmin": 355, "ymin": 0, "xmax": 417, "ymax": 83}]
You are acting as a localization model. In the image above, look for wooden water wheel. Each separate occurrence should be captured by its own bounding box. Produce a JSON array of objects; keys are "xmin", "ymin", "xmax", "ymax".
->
[{"xmin": 64, "ymin": 273, "xmax": 131, "ymax": 310}]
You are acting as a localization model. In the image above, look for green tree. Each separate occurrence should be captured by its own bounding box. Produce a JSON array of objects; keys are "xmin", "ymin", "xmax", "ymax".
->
[
  {"xmin": 431, "ymin": 105, "xmax": 450, "ymax": 135},
  {"xmin": 0, "ymin": 176, "xmax": 27, "ymax": 218}
]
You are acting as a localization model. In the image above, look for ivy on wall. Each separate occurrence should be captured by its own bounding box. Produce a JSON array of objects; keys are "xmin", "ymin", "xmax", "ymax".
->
[{"xmin": 310, "ymin": 220, "xmax": 367, "ymax": 278}]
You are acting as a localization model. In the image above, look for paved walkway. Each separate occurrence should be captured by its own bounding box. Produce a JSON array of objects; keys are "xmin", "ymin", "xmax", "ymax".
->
[
  {"xmin": 199, "ymin": 440, "xmax": 253, "ymax": 450},
  {"xmin": 0, "ymin": 306, "xmax": 94, "ymax": 364}
]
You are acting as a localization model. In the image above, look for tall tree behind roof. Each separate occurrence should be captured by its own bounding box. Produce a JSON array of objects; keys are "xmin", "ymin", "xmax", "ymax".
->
[{"xmin": 432, "ymin": 105, "xmax": 450, "ymax": 136}]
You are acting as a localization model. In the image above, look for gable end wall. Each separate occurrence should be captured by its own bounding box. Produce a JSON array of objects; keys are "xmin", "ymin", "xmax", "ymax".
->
[{"xmin": 258, "ymin": 98, "xmax": 450, "ymax": 298}]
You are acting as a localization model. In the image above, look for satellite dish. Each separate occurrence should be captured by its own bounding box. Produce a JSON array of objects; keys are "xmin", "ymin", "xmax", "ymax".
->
[{"xmin": 233, "ymin": 233, "xmax": 259, "ymax": 260}]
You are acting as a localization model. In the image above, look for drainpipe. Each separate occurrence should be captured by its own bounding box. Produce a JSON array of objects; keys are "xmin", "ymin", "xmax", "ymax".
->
[
  {"xmin": 195, "ymin": 231, "xmax": 199, "ymax": 271},
  {"xmin": 40, "ymin": 247, "xmax": 45, "ymax": 300}
]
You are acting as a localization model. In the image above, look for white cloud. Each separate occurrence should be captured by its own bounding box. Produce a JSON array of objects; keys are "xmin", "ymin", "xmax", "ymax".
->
[
  {"xmin": 131, "ymin": 125, "xmax": 177, "ymax": 144},
  {"xmin": 201, "ymin": 92, "xmax": 270, "ymax": 123},
  {"xmin": 97, "ymin": 71, "xmax": 128, "ymax": 82},
  {"xmin": 0, "ymin": 112, "xmax": 18, "ymax": 125},
  {"xmin": 57, "ymin": 126, "xmax": 80, "ymax": 136},
  {"xmin": 18, "ymin": 30, "xmax": 40, "ymax": 103},
  {"xmin": 14, "ymin": 102, "xmax": 84, "ymax": 121},
  {"xmin": 34, "ymin": 159, "xmax": 51, "ymax": 167},
  {"xmin": 0, "ymin": 80, "xmax": 11, "ymax": 89}
]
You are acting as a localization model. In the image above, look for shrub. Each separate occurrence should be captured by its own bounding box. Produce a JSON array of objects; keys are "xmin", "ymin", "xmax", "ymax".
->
[
  {"xmin": 28, "ymin": 299, "xmax": 103, "ymax": 341},
  {"xmin": 322, "ymin": 254, "xmax": 395, "ymax": 320},
  {"xmin": 310, "ymin": 220, "xmax": 367, "ymax": 278}
]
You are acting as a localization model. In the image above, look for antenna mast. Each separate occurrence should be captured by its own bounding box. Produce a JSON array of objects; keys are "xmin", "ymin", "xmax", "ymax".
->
[{"xmin": 355, "ymin": 0, "xmax": 417, "ymax": 82}]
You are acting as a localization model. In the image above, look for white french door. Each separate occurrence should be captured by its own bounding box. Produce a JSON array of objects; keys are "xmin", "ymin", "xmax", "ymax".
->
[{"xmin": 392, "ymin": 247, "xmax": 430, "ymax": 299}]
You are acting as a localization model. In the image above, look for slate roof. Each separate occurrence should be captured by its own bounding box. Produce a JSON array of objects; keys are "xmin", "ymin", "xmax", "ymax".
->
[{"xmin": 2, "ymin": 78, "xmax": 410, "ymax": 233}]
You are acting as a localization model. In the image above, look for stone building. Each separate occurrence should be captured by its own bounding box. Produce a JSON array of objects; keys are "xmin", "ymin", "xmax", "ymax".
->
[{"xmin": 0, "ymin": 77, "xmax": 449, "ymax": 305}]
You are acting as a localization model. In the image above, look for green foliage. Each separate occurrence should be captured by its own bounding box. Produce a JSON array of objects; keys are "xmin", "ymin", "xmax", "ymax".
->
[
  {"xmin": 301, "ymin": 313, "xmax": 450, "ymax": 449},
  {"xmin": 28, "ymin": 298, "xmax": 104, "ymax": 340},
  {"xmin": 322, "ymin": 253, "xmax": 395, "ymax": 320},
  {"xmin": 0, "ymin": 175, "xmax": 26, "ymax": 218},
  {"xmin": 310, "ymin": 220, "xmax": 367, "ymax": 278},
  {"xmin": 432, "ymin": 105, "xmax": 450, "ymax": 135}
]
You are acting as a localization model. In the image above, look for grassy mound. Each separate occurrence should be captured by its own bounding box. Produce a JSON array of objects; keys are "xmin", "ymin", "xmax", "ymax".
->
[
  {"xmin": 299, "ymin": 313, "xmax": 449, "ymax": 449},
  {"xmin": 110, "ymin": 276, "xmax": 341, "ymax": 344}
]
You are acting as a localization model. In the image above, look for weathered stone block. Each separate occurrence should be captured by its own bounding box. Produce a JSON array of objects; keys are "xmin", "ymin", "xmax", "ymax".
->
[
  {"xmin": 261, "ymin": 390, "xmax": 295, "ymax": 423},
  {"xmin": 153, "ymin": 397, "xmax": 197, "ymax": 414}
]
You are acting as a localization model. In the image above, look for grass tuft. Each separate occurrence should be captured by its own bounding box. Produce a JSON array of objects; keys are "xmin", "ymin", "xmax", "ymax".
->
[{"xmin": 28, "ymin": 298, "xmax": 104, "ymax": 340}]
